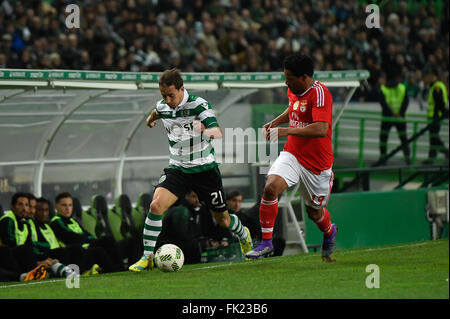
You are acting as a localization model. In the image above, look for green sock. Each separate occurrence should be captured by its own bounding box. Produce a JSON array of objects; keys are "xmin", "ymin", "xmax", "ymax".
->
[
  {"xmin": 143, "ymin": 212, "xmax": 163, "ymax": 256},
  {"xmin": 228, "ymin": 214, "xmax": 248, "ymax": 241}
]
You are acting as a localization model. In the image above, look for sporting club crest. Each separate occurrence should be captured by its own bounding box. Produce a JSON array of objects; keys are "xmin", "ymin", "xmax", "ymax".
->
[{"xmin": 158, "ymin": 174, "xmax": 167, "ymax": 184}]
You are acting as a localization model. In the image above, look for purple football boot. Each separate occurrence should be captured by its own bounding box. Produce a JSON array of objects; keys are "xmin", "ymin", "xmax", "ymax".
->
[
  {"xmin": 321, "ymin": 224, "xmax": 338, "ymax": 262},
  {"xmin": 245, "ymin": 239, "xmax": 274, "ymax": 259}
]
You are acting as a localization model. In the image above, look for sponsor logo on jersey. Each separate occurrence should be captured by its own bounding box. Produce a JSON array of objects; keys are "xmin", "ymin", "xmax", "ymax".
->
[{"xmin": 289, "ymin": 120, "xmax": 309, "ymax": 128}]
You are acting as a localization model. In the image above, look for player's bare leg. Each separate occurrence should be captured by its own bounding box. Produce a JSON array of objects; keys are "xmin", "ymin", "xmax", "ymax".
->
[
  {"xmin": 246, "ymin": 175, "xmax": 288, "ymax": 259},
  {"xmin": 306, "ymin": 205, "xmax": 338, "ymax": 262},
  {"xmin": 129, "ymin": 187, "xmax": 178, "ymax": 272},
  {"xmin": 262, "ymin": 174, "xmax": 289, "ymax": 201},
  {"xmin": 150, "ymin": 187, "xmax": 179, "ymax": 216}
]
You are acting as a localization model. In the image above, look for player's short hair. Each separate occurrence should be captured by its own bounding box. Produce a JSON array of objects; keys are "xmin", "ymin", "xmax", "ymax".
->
[
  {"xmin": 36, "ymin": 197, "xmax": 50, "ymax": 205},
  {"xmin": 55, "ymin": 192, "xmax": 72, "ymax": 204},
  {"xmin": 283, "ymin": 53, "xmax": 314, "ymax": 77},
  {"xmin": 25, "ymin": 193, "xmax": 36, "ymax": 202},
  {"xmin": 11, "ymin": 192, "xmax": 30, "ymax": 206},
  {"xmin": 159, "ymin": 68, "xmax": 183, "ymax": 89}
]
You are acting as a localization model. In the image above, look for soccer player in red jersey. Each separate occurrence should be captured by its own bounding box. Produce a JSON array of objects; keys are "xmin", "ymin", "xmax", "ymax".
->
[{"xmin": 246, "ymin": 53, "xmax": 338, "ymax": 262}]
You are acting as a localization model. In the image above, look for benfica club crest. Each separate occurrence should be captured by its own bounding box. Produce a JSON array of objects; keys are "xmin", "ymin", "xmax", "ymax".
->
[{"xmin": 300, "ymin": 100, "xmax": 307, "ymax": 112}]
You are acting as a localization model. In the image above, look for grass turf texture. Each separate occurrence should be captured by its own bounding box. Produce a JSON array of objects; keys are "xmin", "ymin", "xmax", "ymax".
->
[{"xmin": 0, "ymin": 239, "xmax": 448, "ymax": 299}]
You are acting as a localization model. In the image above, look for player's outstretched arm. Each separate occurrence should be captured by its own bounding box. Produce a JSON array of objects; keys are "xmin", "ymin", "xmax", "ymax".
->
[
  {"xmin": 146, "ymin": 109, "xmax": 161, "ymax": 127},
  {"xmin": 264, "ymin": 108, "xmax": 289, "ymax": 130}
]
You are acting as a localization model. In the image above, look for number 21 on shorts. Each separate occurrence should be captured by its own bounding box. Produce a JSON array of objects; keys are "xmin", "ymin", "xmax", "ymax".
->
[{"xmin": 211, "ymin": 190, "xmax": 224, "ymax": 205}]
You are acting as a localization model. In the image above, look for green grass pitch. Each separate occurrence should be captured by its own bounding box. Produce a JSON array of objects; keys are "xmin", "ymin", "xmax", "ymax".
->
[{"xmin": 0, "ymin": 239, "xmax": 448, "ymax": 299}]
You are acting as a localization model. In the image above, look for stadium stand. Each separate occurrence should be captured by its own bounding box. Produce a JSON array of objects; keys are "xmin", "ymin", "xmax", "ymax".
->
[
  {"xmin": 72, "ymin": 193, "xmax": 146, "ymax": 244},
  {"xmin": 0, "ymin": 0, "xmax": 448, "ymax": 101},
  {"xmin": 72, "ymin": 196, "xmax": 102, "ymax": 239},
  {"xmin": 72, "ymin": 196, "xmax": 83, "ymax": 222},
  {"xmin": 86, "ymin": 194, "xmax": 114, "ymax": 238},
  {"xmin": 112, "ymin": 193, "xmax": 143, "ymax": 241},
  {"xmin": 79, "ymin": 201, "xmax": 99, "ymax": 239},
  {"xmin": 131, "ymin": 193, "xmax": 151, "ymax": 240},
  {"xmin": 109, "ymin": 194, "xmax": 133, "ymax": 242}
]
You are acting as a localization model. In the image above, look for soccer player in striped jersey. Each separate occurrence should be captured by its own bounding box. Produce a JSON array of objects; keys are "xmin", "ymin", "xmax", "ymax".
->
[
  {"xmin": 129, "ymin": 68, "xmax": 253, "ymax": 272},
  {"xmin": 245, "ymin": 53, "xmax": 338, "ymax": 262}
]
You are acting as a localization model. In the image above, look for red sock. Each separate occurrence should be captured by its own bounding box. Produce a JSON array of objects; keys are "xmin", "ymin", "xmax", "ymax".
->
[
  {"xmin": 315, "ymin": 208, "xmax": 333, "ymax": 236},
  {"xmin": 260, "ymin": 197, "xmax": 278, "ymax": 240}
]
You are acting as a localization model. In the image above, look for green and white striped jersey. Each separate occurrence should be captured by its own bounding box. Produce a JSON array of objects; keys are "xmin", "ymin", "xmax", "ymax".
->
[{"xmin": 155, "ymin": 89, "xmax": 219, "ymax": 173}]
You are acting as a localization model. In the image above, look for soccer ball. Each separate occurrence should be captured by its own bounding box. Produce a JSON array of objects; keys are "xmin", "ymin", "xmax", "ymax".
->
[{"xmin": 155, "ymin": 244, "xmax": 184, "ymax": 272}]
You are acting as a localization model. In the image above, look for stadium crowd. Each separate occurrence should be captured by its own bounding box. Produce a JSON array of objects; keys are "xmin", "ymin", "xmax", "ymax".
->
[{"xmin": 0, "ymin": 0, "xmax": 448, "ymax": 101}]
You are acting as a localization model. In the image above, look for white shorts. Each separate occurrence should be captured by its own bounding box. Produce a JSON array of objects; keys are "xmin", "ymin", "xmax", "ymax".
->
[{"xmin": 267, "ymin": 151, "xmax": 334, "ymax": 209}]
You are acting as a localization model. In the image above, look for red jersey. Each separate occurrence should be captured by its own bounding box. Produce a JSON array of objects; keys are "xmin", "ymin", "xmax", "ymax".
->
[{"xmin": 283, "ymin": 81, "xmax": 334, "ymax": 174}]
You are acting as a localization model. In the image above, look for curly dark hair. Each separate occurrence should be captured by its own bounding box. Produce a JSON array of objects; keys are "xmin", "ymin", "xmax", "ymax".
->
[{"xmin": 283, "ymin": 53, "xmax": 314, "ymax": 77}]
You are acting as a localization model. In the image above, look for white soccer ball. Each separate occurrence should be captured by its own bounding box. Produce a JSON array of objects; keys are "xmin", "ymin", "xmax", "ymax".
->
[{"xmin": 155, "ymin": 244, "xmax": 184, "ymax": 272}]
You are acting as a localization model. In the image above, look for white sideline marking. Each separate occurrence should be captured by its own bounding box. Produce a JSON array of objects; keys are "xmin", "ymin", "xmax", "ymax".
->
[
  {"xmin": 334, "ymin": 241, "xmax": 435, "ymax": 255},
  {"xmin": 185, "ymin": 241, "xmax": 443, "ymax": 272},
  {"xmin": 0, "ymin": 279, "xmax": 65, "ymax": 289},
  {"xmin": 0, "ymin": 241, "xmax": 443, "ymax": 287}
]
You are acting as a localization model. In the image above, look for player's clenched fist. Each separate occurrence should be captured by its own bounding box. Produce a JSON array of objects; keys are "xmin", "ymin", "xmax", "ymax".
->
[
  {"xmin": 146, "ymin": 110, "xmax": 159, "ymax": 127},
  {"xmin": 146, "ymin": 118, "xmax": 157, "ymax": 127},
  {"xmin": 263, "ymin": 121, "xmax": 279, "ymax": 142}
]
